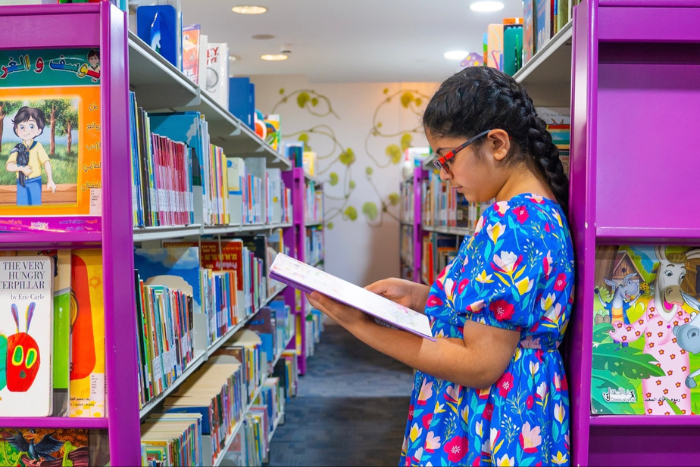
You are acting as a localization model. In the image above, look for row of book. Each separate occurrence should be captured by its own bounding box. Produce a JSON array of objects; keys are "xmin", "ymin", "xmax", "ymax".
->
[
  {"xmin": 400, "ymin": 225, "xmax": 414, "ymax": 268},
  {"xmin": 306, "ymin": 226, "xmax": 325, "ymax": 267},
  {"xmin": 305, "ymin": 180, "xmax": 324, "ymax": 224},
  {"xmin": 421, "ymin": 170, "xmax": 493, "ymax": 231},
  {"xmin": 400, "ymin": 178, "xmax": 415, "ymax": 224},
  {"xmin": 130, "ymin": 95, "xmax": 294, "ymax": 229},
  {"xmin": 0, "ymin": 250, "xmax": 105, "ymax": 419},
  {"xmin": 305, "ymin": 306, "xmax": 325, "ymax": 359},
  {"xmin": 140, "ymin": 318, "xmax": 302, "ymax": 466},
  {"xmin": 421, "ymin": 233, "xmax": 460, "ymax": 286}
]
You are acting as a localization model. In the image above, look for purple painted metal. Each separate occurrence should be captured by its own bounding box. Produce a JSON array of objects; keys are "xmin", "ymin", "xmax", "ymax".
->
[
  {"xmin": 0, "ymin": 232, "xmax": 101, "ymax": 248},
  {"xmin": 101, "ymin": 3, "xmax": 141, "ymax": 466},
  {"xmin": 411, "ymin": 169, "xmax": 424, "ymax": 283},
  {"xmin": 0, "ymin": 4, "xmax": 99, "ymax": 48},
  {"xmin": 0, "ymin": 417, "xmax": 108, "ymax": 429},
  {"xmin": 570, "ymin": 0, "xmax": 700, "ymax": 465}
]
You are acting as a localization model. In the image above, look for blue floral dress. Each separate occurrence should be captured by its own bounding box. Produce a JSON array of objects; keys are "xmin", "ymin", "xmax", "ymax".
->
[{"xmin": 401, "ymin": 194, "xmax": 574, "ymax": 467}]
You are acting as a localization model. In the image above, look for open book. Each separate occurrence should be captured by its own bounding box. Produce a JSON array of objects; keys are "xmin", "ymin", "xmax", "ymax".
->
[{"xmin": 269, "ymin": 253, "xmax": 434, "ymax": 340}]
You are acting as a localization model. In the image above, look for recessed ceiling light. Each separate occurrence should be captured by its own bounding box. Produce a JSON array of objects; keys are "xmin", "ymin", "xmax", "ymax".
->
[
  {"xmin": 444, "ymin": 51, "xmax": 469, "ymax": 60},
  {"xmin": 252, "ymin": 34, "xmax": 275, "ymax": 40},
  {"xmin": 229, "ymin": 55, "xmax": 240, "ymax": 63},
  {"xmin": 470, "ymin": 1, "xmax": 504, "ymax": 12},
  {"xmin": 232, "ymin": 5, "xmax": 267, "ymax": 14},
  {"xmin": 261, "ymin": 54, "xmax": 288, "ymax": 61}
]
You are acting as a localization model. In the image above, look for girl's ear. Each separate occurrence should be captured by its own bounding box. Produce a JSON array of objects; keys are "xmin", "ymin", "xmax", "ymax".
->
[{"xmin": 488, "ymin": 130, "xmax": 511, "ymax": 162}]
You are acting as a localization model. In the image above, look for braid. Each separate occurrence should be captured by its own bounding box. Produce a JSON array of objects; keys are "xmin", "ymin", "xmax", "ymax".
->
[{"xmin": 423, "ymin": 67, "xmax": 570, "ymax": 213}]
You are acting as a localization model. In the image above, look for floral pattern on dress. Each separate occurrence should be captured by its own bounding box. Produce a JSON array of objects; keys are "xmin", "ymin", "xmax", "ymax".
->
[{"xmin": 401, "ymin": 194, "xmax": 575, "ymax": 466}]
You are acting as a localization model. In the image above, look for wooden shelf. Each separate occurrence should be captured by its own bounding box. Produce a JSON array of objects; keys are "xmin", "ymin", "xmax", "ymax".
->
[
  {"xmin": 127, "ymin": 32, "xmax": 291, "ymax": 169},
  {"xmin": 514, "ymin": 21, "xmax": 573, "ymax": 107}
]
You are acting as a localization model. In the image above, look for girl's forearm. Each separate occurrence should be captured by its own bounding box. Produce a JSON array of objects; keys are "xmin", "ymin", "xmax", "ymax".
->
[{"xmin": 347, "ymin": 319, "xmax": 506, "ymax": 389}]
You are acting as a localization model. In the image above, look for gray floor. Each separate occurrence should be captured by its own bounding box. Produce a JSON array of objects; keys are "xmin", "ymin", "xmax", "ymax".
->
[{"xmin": 267, "ymin": 321, "xmax": 414, "ymax": 466}]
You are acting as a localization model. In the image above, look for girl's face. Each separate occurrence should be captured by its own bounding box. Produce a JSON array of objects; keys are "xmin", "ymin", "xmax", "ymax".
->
[
  {"xmin": 16, "ymin": 118, "xmax": 41, "ymax": 141},
  {"xmin": 425, "ymin": 128, "xmax": 511, "ymax": 204}
]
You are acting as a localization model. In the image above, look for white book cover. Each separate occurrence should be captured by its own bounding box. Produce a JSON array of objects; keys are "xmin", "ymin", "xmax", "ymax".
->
[
  {"xmin": 270, "ymin": 254, "xmax": 434, "ymax": 340},
  {"xmin": 0, "ymin": 256, "xmax": 53, "ymax": 416},
  {"xmin": 204, "ymin": 42, "xmax": 229, "ymax": 108}
]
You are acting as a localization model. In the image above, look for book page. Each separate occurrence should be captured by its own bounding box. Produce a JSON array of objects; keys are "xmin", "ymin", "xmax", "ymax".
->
[{"xmin": 270, "ymin": 254, "xmax": 433, "ymax": 340}]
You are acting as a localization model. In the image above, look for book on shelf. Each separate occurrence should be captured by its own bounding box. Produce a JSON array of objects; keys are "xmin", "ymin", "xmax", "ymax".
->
[
  {"xmin": 305, "ymin": 226, "xmax": 324, "ymax": 266},
  {"xmin": 0, "ymin": 47, "xmax": 102, "ymax": 233},
  {"xmin": 302, "ymin": 151, "xmax": 316, "ymax": 177},
  {"xmin": 228, "ymin": 77, "xmax": 255, "ymax": 130},
  {"xmin": 523, "ymin": 0, "xmax": 536, "ymax": 61},
  {"xmin": 141, "ymin": 413, "xmax": 203, "ymax": 467},
  {"xmin": 214, "ymin": 329, "xmax": 264, "ymax": 405},
  {"xmin": 305, "ymin": 180, "xmax": 324, "ymax": 224},
  {"xmin": 204, "ymin": 42, "xmax": 229, "ymax": 108},
  {"xmin": 487, "ymin": 24, "xmax": 504, "ymax": 72},
  {"xmin": 281, "ymin": 141, "xmax": 304, "ymax": 167},
  {"xmin": 136, "ymin": 4, "xmax": 182, "ymax": 70},
  {"xmin": 535, "ymin": 0, "xmax": 552, "ymax": 53},
  {"xmin": 0, "ymin": 428, "xmax": 90, "ymax": 467},
  {"xmin": 0, "ymin": 255, "xmax": 53, "ymax": 417},
  {"xmin": 591, "ymin": 244, "xmax": 700, "ymax": 417},
  {"xmin": 182, "ymin": 24, "xmax": 201, "ymax": 85},
  {"xmin": 69, "ymin": 249, "xmax": 105, "ymax": 418},
  {"xmin": 503, "ymin": 23, "xmax": 523, "ymax": 76},
  {"xmin": 270, "ymin": 253, "xmax": 433, "ymax": 340}
]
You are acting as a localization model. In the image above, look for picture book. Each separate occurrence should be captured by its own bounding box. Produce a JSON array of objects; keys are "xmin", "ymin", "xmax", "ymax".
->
[
  {"xmin": 487, "ymin": 24, "xmax": 504, "ymax": 71},
  {"xmin": 137, "ymin": 5, "xmax": 180, "ymax": 69},
  {"xmin": 591, "ymin": 245, "xmax": 700, "ymax": 416},
  {"xmin": 0, "ymin": 255, "xmax": 53, "ymax": 417},
  {"xmin": 69, "ymin": 249, "xmax": 105, "ymax": 418},
  {"xmin": 0, "ymin": 428, "xmax": 89, "ymax": 467},
  {"xmin": 535, "ymin": 0, "xmax": 552, "ymax": 52},
  {"xmin": 182, "ymin": 24, "xmax": 201, "ymax": 85},
  {"xmin": 270, "ymin": 254, "xmax": 434, "ymax": 340},
  {"xmin": 135, "ymin": 247, "xmax": 202, "ymax": 315},
  {"xmin": 204, "ymin": 43, "xmax": 229, "ymax": 108},
  {"xmin": 503, "ymin": 24, "xmax": 523, "ymax": 76},
  {"xmin": 0, "ymin": 48, "xmax": 102, "ymax": 233},
  {"xmin": 523, "ymin": 0, "xmax": 535, "ymax": 61}
]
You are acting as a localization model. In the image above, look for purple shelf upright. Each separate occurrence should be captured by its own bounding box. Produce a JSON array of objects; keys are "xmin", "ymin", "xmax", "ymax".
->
[
  {"xmin": 568, "ymin": 0, "xmax": 700, "ymax": 465},
  {"xmin": 411, "ymin": 169, "xmax": 426, "ymax": 283},
  {"xmin": 0, "ymin": 4, "xmax": 140, "ymax": 466}
]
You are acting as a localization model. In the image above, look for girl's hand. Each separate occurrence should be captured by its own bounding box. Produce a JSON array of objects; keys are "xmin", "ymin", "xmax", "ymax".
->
[
  {"xmin": 365, "ymin": 278, "xmax": 430, "ymax": 313},
  {"xmin": 306, "ymin": 291, "xmax": 374, "ymax": 333}
]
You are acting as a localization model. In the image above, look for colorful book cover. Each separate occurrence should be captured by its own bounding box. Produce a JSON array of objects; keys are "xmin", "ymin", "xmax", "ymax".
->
[
  {"xmin": 0, "ymin": 428, "xmax": 89, "ymax": 467},
  {"xmin": 69, "ymin": 249, "xmax": 105, "ymax": 418},
  {"xmin": 0, "ymin": 48, "xmax": 102, "ymax": 233},
  {"xmin": 535, "ymin": 0, "xmax": 552, "ymax": 52},
  {"xmin": 503, "ymin": 25, "xmax": 523, "ymax": 76},
  {"xmin": 487, "ymin": 24, "xmax": 504, "ymax": 71},
  {"xmin": 523, "ymin": 0, "xmax": 535, "ymax": 61},
  {"xmin": 182, "ymin": 24, "xmax": 201, "ymax": 85},
  {"xmin": 137, "ymin": 5, "xmax": 180, "ymax": 69},
  {"xmin": 0, "ymin": 255, "xmax": 54, "ymax": 417},
  {"xmin": 591, "ymin": 245, "xmax": 700, "ymax": 416},
  {"xmin": 204, "ymin": 43, "xmax": 229, "ymax": 109}
]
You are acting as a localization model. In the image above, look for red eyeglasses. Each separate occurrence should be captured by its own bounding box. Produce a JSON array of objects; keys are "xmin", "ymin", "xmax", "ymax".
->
[{"xmin": 433, "ymin": 130, "xmax": 492, "ymax": 172}]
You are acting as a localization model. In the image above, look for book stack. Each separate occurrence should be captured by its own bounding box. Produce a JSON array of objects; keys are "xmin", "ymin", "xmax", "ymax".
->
[
  {"xmin": 227, "ymin": 158, "xmax": 292, "ymax": 226},
  {"xmin": 130, "ymin": 94, "xmax": 196, "ymax": 228},
  {"xmin": 214, "ymin": 329, "xmax": 264, "ymax": 407},
  {"xmin": 305, "ymin": 226, "xmax": 324, "ymax": 266},
  {"xmin": 140, "ymin": 413, "xmax": 203, "ymax": 466},
  {"xmin": 400, "ymin": 179, "xmax": 415, "ymax": 224},
  {"xmin": 162, "ymin": 360, "xmax": 245, "ymax": 465},
  {"xmin": 305, "ymin": 307, "xmax": 325, "ymax": 358},
  {"xmin": 256, "ymin": 377, "xmax": 285, "ymax": 437},
  {"xmin": 274, "ymin": 350, "xmax": 299, "ymax": 400},
  {"xmin": 305, "ymin": 180, "xmax": 324, "ymax": 224},
  {"xmin": 134, "ymin": 271, "xmax": 195, "ymax": 408}
]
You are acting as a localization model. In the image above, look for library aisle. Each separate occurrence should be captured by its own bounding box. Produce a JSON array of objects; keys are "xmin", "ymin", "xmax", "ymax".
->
[{"xmin": 267, "ymin": 322, "xmax": 413, "ymax": 466}]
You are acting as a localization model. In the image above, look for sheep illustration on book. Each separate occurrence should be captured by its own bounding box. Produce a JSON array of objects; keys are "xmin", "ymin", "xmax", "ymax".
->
[
  {"xmin": 0, "ymin": 303, "xmax": 40, "ymax": 392},
  {"xmin": 0, "ymin": 429, "xmax": 64, "ymax": 463}
]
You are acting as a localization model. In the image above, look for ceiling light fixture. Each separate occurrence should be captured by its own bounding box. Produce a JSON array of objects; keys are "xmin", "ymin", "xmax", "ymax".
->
[
  {"xmin": 251, "ymin": 34, "xmax": 275, "ymax": 40},
  {"xmin": 232, "ymin": 5, "xmax": 267, "ymax": 14},
  {"xmin": 469, "ymin": 1, "xmax": 504, "ymax": 12},
  {"xmin": 261, "ymin": 54, "xmax": 288, "ymax": 61},
  {"xmin": 444, "ymin": 50, "xmax": 469, "ymax": 60}
]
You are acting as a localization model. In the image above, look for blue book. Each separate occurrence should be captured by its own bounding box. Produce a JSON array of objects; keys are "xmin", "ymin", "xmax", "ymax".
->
[
  {"xmin": 248, "ymin": 307, "xmax": 275, "ymax": 363},
  {"xmin": 229, "ymin": 77, "xmax": 254, "ymax": 129},
  {"xmin": 134, "ymin": 247, "xmax": 203, "ymax": 316},
  {"xmin": 137, "ymin": 5, "xmax": 180, "ymax": 69}
]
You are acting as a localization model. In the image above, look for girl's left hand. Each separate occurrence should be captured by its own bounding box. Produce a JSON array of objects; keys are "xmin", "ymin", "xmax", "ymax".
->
[{"xmin": 306, "ymin": 291, "xmax": 374, "ymax": 333}]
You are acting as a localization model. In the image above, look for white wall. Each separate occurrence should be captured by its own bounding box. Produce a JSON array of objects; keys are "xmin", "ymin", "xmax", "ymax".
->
[{"xmin": 252, "ymin": 75, "xmax": 439, "ymax": 286}]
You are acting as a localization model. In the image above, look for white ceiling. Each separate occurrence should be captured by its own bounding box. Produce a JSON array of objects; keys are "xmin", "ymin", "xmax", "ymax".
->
[{"xmin": 180, "ymin": 0, "xmax": 524, "ymax": 83}]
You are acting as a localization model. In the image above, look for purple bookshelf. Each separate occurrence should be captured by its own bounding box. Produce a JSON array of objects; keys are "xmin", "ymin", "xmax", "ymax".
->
[
  {"xmin": 0, "ymin": 3, "xmax": 140, "ymax": 466},
  {"xmin": 568, "ymin": 0, "xmax": 700, "ymax": 465}
]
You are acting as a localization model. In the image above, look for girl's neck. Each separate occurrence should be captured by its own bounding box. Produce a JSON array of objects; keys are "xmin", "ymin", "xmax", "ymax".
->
[{"xmin": 496, "ymin": 166, "xmax": 554, "ymax": 203}]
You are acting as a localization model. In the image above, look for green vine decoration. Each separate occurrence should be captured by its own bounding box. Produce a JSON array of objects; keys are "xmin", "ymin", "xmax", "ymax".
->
[{"xmin": 273, "ymin": 89, "xmax": 340, "ymax": 119}]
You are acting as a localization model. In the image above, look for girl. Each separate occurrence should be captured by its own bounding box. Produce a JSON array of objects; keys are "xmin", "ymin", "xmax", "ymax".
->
[{"xmin": 307, "ymin": 67, "xmax": 574, "ymax": 466}]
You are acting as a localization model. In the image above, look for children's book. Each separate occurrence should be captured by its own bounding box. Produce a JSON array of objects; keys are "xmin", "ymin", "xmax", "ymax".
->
[
  {"xmin": 591, "ymin": 244, "xmax": 700, "ymax": 416},
  {"xmin": 270, "ymin": 253, "xmax": 434, "ymax": 340},
  {"xmin": 135, "ymin": 247, "xmax": 202, "ymax": 315},
  {"xmin": 0, "ymin": 48, "xmax": 102, "ymax": 233},
  {"xmin": 69, "ymin": 249, "xmax": 105, "ymax": 418},
  {"xmin": 523, "ymin": 0, "xmax": 536, "ymax": 61},
  {"xmin": 204, "ymin": 43, "xmax": 229, "ymax": 108},
  {"xmin": 182, "ymin": 24, "xmax": 201, "ymax": 85},
  {"xmin": 535, "ymin": 0, "xmax": 552, "ymax": 52},
  {"xmin": 487, "ymin": 24, "xmax": 504, "ymax": 72},
  {"xmin": 0, "ymin": 255, "xmax": 54, "ymax": 417},
  {"xmin": 137, "ymin": 5, "xmax": 180, "ymax": 69},
  {"xmin": 0, "ymin": 428, "xmax": 89, "ymax": 467}
]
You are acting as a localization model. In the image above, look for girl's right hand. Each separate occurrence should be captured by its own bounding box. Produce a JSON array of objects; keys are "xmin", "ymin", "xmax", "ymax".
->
[{"xmin": 365, "ymin": 278, "xmax": 431, "ymax": 313}]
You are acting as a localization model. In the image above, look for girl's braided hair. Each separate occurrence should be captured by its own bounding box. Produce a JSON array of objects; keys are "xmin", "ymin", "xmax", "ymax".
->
[{"xmin": 423, "ymin": 66, "xmax": 569, "ymax": 213}]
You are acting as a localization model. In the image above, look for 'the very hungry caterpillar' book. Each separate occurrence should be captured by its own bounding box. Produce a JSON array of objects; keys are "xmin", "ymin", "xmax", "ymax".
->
[
  {"xmin": 69, "ymin": 249, "xmax": 105, "ymax": 418},
  {"xmin": 0, "ymin": 256, "xmax": 54, "ymax": 417}
]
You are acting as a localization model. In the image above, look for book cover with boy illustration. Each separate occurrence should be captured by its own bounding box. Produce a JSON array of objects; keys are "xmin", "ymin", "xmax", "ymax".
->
[{"xmin": 0, "ymin": 48, "xmax": 102, "ymax": 233}]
